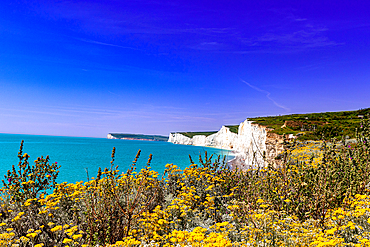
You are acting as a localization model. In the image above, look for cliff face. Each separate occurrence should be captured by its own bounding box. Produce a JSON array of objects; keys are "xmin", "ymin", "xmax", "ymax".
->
[
  {"xmin": 265, "ymin": 132, "xmax": 285, "ymax": 167},
  {"xmin": 168, "ymin": 133, "xmax": 193, "ymax": 145},
  {"xmin": 168, "ymin": 119, "xmax": 285, "ymax": 169},
  {"xmin": 168, "ymin": 126, "xmax": 238, "ymax": 148},
  {"xmin": 233, "ymin": 120, "xmax": 267, "ymax": 169},
  {"xmin": 107, "ymin": 134, "xmax": 117, "ymax": 139}
]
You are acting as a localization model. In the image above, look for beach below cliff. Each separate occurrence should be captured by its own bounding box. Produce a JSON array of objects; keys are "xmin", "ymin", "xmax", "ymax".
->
[{"xmin": 227, "ymin": 151, "xmax": 248, "ymax": 170}]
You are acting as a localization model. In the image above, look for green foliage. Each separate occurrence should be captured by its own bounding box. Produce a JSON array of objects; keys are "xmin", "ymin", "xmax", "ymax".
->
[
  {"xmin": 314, "ymin": 125, "xmax": 341, "ymax": 140},
  {"xmin": 179, "ymin": 131, "xmax": 217, "ymax": 138},
  {"xmin": 83, "ymin": 148, "xmax": 163, "ymax": 245},
  {"xmin": 227, "ymin": 118, "xmax": 370, "ymax": 225},
  {"xmin": 225, "ymin": 125, "xmax": 239, "ymax": 134},
  {"xmin": 178, "ymin": 108, "xmax": 370, "ymax": 141},
  {"xmin": 189, "ymin": 151, "xmax": 228, "ymax": 171},
  {"xmin": 2, "ymin": 140, "xmax": 60, "ymax": 204},
  {"xmin": 165, "ymin": 152, "xmax": 231, "ymax": 228},
  {"xmin": 250, "ymin": 108, "xmax": 370, "ymax": 139},
  {"xmin": 179, "ymin": 126, "xmax": 239, "ymax": 138},
  {"xmin": 1, "ymin": 117, "xmax": 370, "ymax": 245}
]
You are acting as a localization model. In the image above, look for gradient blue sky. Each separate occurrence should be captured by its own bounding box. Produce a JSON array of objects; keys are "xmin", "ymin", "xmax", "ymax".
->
[{"xmin": 1, "ymin": 0, "xmax": 369, "ymax": 137}]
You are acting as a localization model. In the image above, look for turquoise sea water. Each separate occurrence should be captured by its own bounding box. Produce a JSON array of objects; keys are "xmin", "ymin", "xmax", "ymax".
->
[{"xmin": 0, "ymin": 133, "xmax": 233, "ymax": 184}]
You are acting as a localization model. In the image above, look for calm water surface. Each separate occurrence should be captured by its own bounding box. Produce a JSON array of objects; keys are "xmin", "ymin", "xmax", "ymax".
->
[{"xmin": 0, "ymin": 133, "xmax": 233, "ymax": 183}]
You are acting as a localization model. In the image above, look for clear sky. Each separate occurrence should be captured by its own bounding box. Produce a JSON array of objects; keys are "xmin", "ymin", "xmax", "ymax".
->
[{"xmin": 1, "ymin": 0, "xmax": 369, "ymax": 137}]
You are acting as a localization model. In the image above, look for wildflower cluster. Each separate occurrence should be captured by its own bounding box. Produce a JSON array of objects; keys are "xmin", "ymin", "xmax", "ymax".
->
[{"xmin": 0, "ymin": 118, "xmax": 369, "ymax": 246}]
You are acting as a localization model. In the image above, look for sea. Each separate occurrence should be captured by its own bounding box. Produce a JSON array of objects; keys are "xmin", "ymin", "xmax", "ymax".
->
[{"xmin": 0, "ymin": 133, "xmax": 233, "ymax": 184}]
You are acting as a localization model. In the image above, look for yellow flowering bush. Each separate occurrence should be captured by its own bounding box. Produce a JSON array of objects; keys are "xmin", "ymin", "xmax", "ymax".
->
[
  {"xmin": 0, "ymin": 118, "xmax": 369, "ymax": 246},
  {"xmin": 2, "ymin": 140, "xmax": 60, "ymax": 205}
]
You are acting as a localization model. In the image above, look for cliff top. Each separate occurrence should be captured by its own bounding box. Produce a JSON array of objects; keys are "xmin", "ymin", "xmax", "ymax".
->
[
  {"xmin": 175, "ymin": 108, "xmax": 370, "ymax": 141},
  {"xmin": 250, "ymin": 107, "xmax": 369, "ymax": 140},
  {"xmin": 178, "ymin": 131, "xmax": 217, "ymax": 138}
]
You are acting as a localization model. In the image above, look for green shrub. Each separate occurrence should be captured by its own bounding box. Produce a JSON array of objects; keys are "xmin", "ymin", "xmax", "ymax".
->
[
  {"xmin": 83, "ymin": 148, "xmax": 164, "ymax": 245},
  {"xmin": 2, "ymin": 140, "xmax": 60, "ymax": 205},
  {"xmin": 227, "ymin": 118, "xmax": 370, "ymax": 225}
]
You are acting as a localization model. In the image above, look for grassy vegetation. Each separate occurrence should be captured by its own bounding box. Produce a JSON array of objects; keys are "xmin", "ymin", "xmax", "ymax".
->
[
  {"xmin": 178, "ymin": 127, "xmax": 238, "ymax": 138},
  {"xmin": 224, "ymin": 125, "xmax": 239, "ymax": 134},
  {"xmin": 178, "ymin": 131, "xmax": 217, "ymax": 138},
  {"xmin": 177, "ymin": 108, "xmax": 370, "ymax": 141},
  {"xmin": 249, "ymin": 108, "xmax": 370, "ymax": 140},
  {"xmin": 1, "ymin": 118, "xmax": 370, "ymax": 246}
]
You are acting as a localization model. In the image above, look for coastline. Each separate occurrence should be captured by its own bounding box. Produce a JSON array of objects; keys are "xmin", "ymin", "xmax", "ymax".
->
[{"xmin": 168, "ymin": 119, "xmax": 271, "ymax": 170}]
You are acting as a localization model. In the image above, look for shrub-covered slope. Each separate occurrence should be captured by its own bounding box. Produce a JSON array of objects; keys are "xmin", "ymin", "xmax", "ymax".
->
[
  {"xmin": 249, "ymin": 108, "xmax": 370, "ymax": 140},
  {"xmin": 1, "ymin": 118, "xmax": 370, "ymax": 246}
]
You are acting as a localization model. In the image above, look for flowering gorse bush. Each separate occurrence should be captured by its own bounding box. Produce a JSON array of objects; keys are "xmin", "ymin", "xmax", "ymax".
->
[
  {"xmin": 0, "ymin": 118, "xmax": 369, "ymax": 246},
  {"xmin": 2, "ymin": 140, "xmax": 60, "ymax": 205}
]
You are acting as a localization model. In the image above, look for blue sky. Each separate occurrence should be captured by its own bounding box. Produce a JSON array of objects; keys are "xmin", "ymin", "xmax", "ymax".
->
[{"xmin": 1, "ymin": 0, "xmax": 369, "ymax": 137}]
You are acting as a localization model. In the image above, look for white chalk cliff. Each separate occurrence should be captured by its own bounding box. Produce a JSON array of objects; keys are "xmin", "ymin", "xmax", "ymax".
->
[
  {"xmin": 168, "ymin": 119, "xmax": 284, "ymax": 169},
  {"xmin": 107, "ymin": 134, "xmax": 117, "ymax": 139}
]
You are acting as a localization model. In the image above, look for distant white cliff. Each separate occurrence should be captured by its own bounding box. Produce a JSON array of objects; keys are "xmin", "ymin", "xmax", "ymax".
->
[
  {"xmin": 107, "ymin": 134, "xmax": 118, "ymax": 139},
  {"xmin": 168, "ymin": 133, "xmax": 193, "ymax": 145},
  {"xmin": 168, "ymin": 119, "xmax": 285, "ymax": 169}
]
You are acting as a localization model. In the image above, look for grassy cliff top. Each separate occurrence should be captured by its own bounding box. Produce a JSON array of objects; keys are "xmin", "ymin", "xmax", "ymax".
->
[
  {"xmin": 178, "ymin": 126, "xmax": 238, "ymax": 138},
  {"xmin": 178, "ymin": 131, "xmax": 217, "ymax": 138},
  {"xmin": 249, "ymin": 108, "xmax": 370, "ymax": 140},
  {"xmin": 176, "ymin": 108, "xmax": 370, "ymax": 141},
  {"xmin": 224, "ymin": 125, "xmax": 239, "ymax": 134}
]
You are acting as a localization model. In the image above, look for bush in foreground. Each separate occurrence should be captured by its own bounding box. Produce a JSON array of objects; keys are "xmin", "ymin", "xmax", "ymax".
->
[{"xmin": 0, "ymin": 119, "xmax": 369, "ymax": 246}]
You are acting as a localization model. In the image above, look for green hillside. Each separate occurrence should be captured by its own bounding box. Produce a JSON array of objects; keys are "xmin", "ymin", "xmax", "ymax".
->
[
  {"xmin": 177, "ymin": 108, "xmax": 370, "ymax": 141},
  {"xmin": 249, "ymin": 108, "xmax": 370, "ymax": 140},
  {"xmin": 225, "ymin": 125, "xmax": 239, "ymax": 134},
  {"xmin": 178, "ymin": 131, "xmax": 217, "ymax": 138}
]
